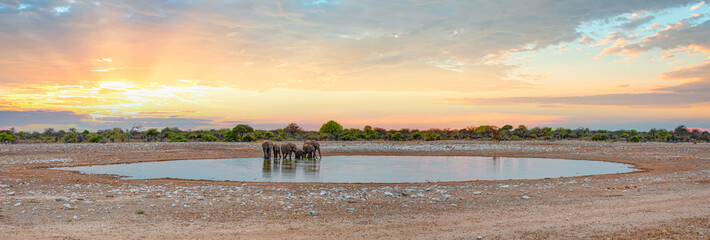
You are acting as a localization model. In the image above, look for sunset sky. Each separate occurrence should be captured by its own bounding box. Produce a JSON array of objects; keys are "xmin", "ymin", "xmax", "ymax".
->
[{"xmin": 1, "ymin": 0, "xmax": 709, "ymax": 131}]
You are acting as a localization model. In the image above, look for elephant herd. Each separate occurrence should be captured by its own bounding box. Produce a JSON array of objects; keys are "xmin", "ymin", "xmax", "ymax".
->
[{"xmin": 262, "ymin": 140, "xmax": 322, "ymax": 159}]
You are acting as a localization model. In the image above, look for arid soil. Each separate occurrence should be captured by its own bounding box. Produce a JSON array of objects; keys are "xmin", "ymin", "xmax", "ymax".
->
[{"xmin": 0, "ymin": 141, "xmax": 709, "ymax": 239}]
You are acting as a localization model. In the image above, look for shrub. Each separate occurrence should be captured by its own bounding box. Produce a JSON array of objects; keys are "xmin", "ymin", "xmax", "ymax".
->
[
  {"xmin": 411, "ymin": 132, "xmax": 422, "ymax": 140},
  {"xmin": 135, "ymin": 209, "xmax": 145, "ymax": 214},
  {"xmin": 0, "ymin": 132, "xmax": 16, "ymax": 142},
  {"xmin": 356, "ymin": 133, "xmax": 367, "ymax": 139},
  {"xmin": 64, "ymin": 133, "xmax": 78, "ymax": 143},
  {"xmin": 591, "ymin": 133, "xmax": 609, "ymax": 141},
  {"xmin": 263, "ymin": 131, "xmax": 274, "ymax": 139},
  {"xmin": 89, "ymin": 135, "xmax": 104, "ymax": 143},
  {"xmin": 169, "ymin": 136, "xmax": 188, "ymax": 142},
  {"xmin": 628, "ymin": 135, "xmax": 641, "ymax": 142},
  {"xmin": 272, "ymin": 136, "xmax": 284, "ymax": 141},
  {"xmin": 529, "ymin": 134, "xmax": 538, "ymax": 139},
  {"xmin": 317, "ymin": 133, "xmax": 331, "ymax": 140},
  {"xmin": 511, "ymin": 135, "xmax": 521, "ymax": 140},
  {"xmin": 241, "ymin": 134, "xmax": 256, "ymax": 142},
  {"xmin": 202, "ymin": 134, "xmax": 218, "ymax": 142},
  {"xmin": 339, "ymin": 133, "xmax": 354, "ymax": 141},
  {"xmin": 392, "ymin": 132, "xmax": 404, "ymax": 141},
  {"xmin": 424, "ymin": 133, "xmax": 441, "ymax": 141}
]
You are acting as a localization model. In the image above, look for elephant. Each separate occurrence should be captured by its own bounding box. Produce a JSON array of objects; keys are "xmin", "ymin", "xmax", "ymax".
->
[
  {"xmin": 303, "ymin": 143, "xmax": 316, "ymax": 158},
  {"xmin": 272, "ymin": 143, "xmax": 281, "ymax": 158},
  {"xmin": 305, "ymin": 140, "xmax": 322, "ymax": 158},
  {"xmin": 281, "ymin": 142, "xmax": 298, "ymax": 159},
  {"xmin": 295, "ymin": 149, "xmax": 305, "ymax": 159},
  {"xmin": 262, "ymin": 141, "xmax": 273, "ymax": 158}
]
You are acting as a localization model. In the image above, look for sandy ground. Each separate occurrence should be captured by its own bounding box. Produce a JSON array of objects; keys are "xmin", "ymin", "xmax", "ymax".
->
[{"xmin": 0, "ymin": 140, "xmax": 709, "ymax": 239}]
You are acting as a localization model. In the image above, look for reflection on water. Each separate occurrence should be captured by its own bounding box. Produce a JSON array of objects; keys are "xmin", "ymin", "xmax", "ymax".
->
[
  {"xmin": 54, "ymin": 156, "xmax": 639, "ymax": 183},
  {"xmin": 262, "ymin": 158, "xmax": 320, "ymax": 180}
]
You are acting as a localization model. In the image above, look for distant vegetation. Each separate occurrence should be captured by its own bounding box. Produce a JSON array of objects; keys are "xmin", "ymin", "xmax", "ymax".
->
[{"xmin": 0, "ymin": 122, "xmax": 708, "ymax": 144}]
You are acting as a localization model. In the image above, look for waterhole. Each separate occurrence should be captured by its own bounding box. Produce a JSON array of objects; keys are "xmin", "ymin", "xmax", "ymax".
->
[{"xmin": 54, "ymin": 156, "xmax": 638, "ymax": 183}]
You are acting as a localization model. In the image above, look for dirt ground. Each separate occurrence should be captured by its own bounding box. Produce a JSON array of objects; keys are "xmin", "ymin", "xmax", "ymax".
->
[{"xmin": 0, "ymin": 141, "xmax": 708, "ymax": 239}]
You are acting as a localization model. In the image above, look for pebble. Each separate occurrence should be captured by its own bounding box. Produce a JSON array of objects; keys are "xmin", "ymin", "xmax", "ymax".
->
[
  {"xmin": 0, "ymin": 185, "xmax": 9, "ymax": 188},
  {"xmin": 63, "ymin": 204, "xmax": 74, "ymax": 210},
  {"xmin": 307, "ymin": 211, "xmax": 317, "ymax": 216},
  {"xmin": 477, "ymin": 236, "xmax": 483, "ymax": 240},
  {"xmin": 701, "ymin": 170, "xmax": 710, "ymax": 174},
  {"xmin": 450, "ymin": 204, "xmax": 457, "ymax": 207},
  {"xmin": 699, "ymin": 232, "xmax": 704, "ymax": 236},
  {"xmin": 14, "ymin": 202, "xmax": 21, "ymax": 207},
  {"xmin": 473, "ymin": 191, "xmax": 482, "ymax": 195},
  {"xmin": 500, "ymin": 185, "xmax": 509, "ymax": 188},
  {"xmin": 383, "ymin": 192, "xmax": 396, "ymax": 197},
  {"xmin": 55, "ymin": 196, "xmax": 69, "ymax": 202},
  {"xmin": 346, "ymin": 208, "xmax": 354, "ymax": 213},
  {"xmin": 7, "ymin": 192, "xmax": 15, "ymax": 196},
  {"xmin": 522, "ymin": 195, "xmax": 532, "ymax": 200}
]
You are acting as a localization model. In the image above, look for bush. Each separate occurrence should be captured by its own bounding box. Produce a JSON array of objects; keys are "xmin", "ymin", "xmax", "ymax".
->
[
  {"xmin": 272, "ymin": 136, "xmax": 284, "ymax": 141},
  {"xmin": 135, "ymin": 209, "xmax": 145, "ymax": 214},
  {"xmin": 317, "ymin": 133, "xmax": 331, "ymax": 140},
  {"xmin": 64, "ymin": 133, "xmax": 78, "ymax": 143},
  {"xmin": 591, "ymin": 133, "xmax": 609, "ymax": 141},
  {"xmin": 263, "ymin": 131, "xmax": 274, "ymax": 139},
  {"xmin": 511, "ymin": 135, "xmax": 521, "ymax": 140},
  {"xmin": 241, "ymin": 134, "xmax": 256, "ymax": 142},
  {"xmin": 202, "ymin": 134, "xmax": 218, "ymax": 142},
  {"xmin": 0, "ymin": 132, "xmax": 16, "ymax": 142},
  {"xmin": 339, "ymin": 133, "xmax": 354, "ymax": 141},
  {"xmin": 169, "ymin": 136, "xmax": 188, "ymax": 142},
  {"xmin": 89, "ymin": 135, "xmax": 104, "ymax": 143},
  {"xmin": 424, "ymin": 133, "xmax": 441, "ymax": 141},
  {"xmin": 392, "ymin": 132, "xmax": 404, "ymax": 141},
  {"xmin": 356, "ymin": 133, "xmax": 367, "ymax": 139},
  {"xmin": 411, "ymin": 132, "xmax": 422, "ymax": 140},
  {"xmin": 628, "ymin": 135, "xmax": 641, "ymax": 142}
]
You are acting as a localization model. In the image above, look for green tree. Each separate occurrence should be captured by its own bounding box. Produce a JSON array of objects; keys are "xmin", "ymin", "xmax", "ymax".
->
[
  {"xmin": 232, "ymin": 124, "xmax": 254, "ymax": 140},
  {"xmin": 319, "ymin": 120, "xmax": 343, "ymax": 140},
  {"xmin": 263, "ymin": 131, "xmax": 274, "ymax": 139},
  {"xmin": 284, "ymin": 123, "xmax": 303, "ymax": 138},
  {"xmin": 145, "ymin": 128, "xmax": 159, "ymax": 142},
  {"xmin": 241, "ymin": 134, "xmax": 256, "ymax": 142}
]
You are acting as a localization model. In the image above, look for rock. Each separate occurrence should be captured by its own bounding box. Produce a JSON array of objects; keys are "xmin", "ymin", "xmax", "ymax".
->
[
  {"xmin": 477, "ymin": 236, "xmax": 483, "ymax": 240},
  {"xmin": 72, "ymin": 215, "xmax": 79, "ymax": 220},
  {"xmin": 701, "ymin": 170, "xmax": 710, "ymax": 174},
  {"xmin": 500, "ymin": 185, "xmax": 509, "ymax": 188},
  {"xmin": 14, "ymin": 202, "xmax": 21, "ymax": 207},
  {"xmin": 0, "ymin": 185, "xmax": 9, "ymax": 188},
  {"xmin": 698, "ymin": 232, "xmax": 704, "ymax": 236},
  {"xmin": 522, "ymin": 195, "xmax": 532, "ymax": 200},
  {"xmin": 105, "ymin": 194, "xmax": 114, "ymax": 198},
  {"xmin": 346, "ymin": 208, "xmax": 354, "ymax": 213},
  {"xmin": 347, "ymin": 199, "xmax": 357, "ymax": 204},
  {"xmin": 473, "ymin": 191, "xmax": 482, "ymax": 195},
  {"xmin": 383, "ymin": 192, "xmax": 396, "ymax": 197},
  {"xmin": 55, "ymin": 196, "xmax": 69, "ymax": 202},
  {"xmin": 307, "ymin": 211, "xmax": 317, "ymax": 216},
  {"xmin": 7, "ymin": 191, "xmax": 15, "ymax": 196},
  {"xmin": 63, "ymin": 204, "xmax": 74, "ymax": 210},
  {"xmin": 450, "ymin": 204, "xmax": 457, "ymax": 207},
  {"xmin": 583, "ymin": 177, "xmax": 592, "ymax": 182}
]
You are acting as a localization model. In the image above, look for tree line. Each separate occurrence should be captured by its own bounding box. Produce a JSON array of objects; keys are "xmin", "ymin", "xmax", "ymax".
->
[{"xmin": 1, "ymin": 121, "xmax": 708, "ymax": 144}]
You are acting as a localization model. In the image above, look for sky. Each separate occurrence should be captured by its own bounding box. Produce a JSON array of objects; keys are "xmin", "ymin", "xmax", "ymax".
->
[{"xmin": 1, "ymin": 0, "xmax": 709, "ymax": 131}]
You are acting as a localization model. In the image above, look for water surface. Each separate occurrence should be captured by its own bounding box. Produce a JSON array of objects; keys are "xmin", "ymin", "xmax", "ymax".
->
[{"xmin": 55, "ymin": 156, "xmax": 638, "ymax": 183}]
